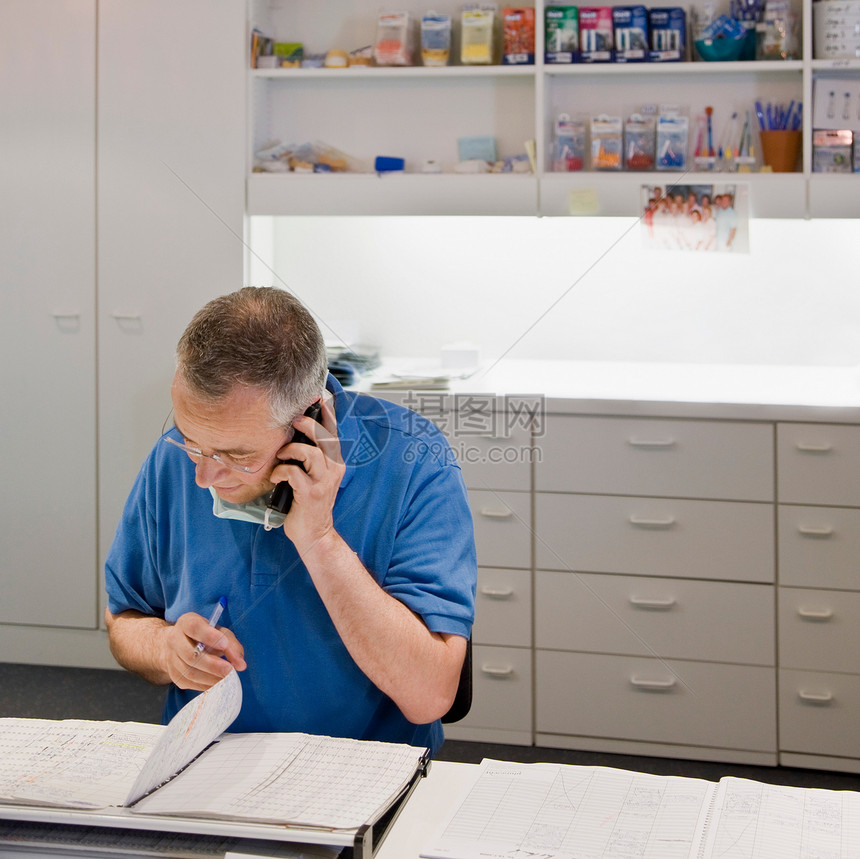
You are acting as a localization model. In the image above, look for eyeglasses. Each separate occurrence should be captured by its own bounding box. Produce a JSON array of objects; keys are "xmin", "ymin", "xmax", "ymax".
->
[{"xmin": 162, "ymin": 431, "xmax": 288, "ymax": 475}]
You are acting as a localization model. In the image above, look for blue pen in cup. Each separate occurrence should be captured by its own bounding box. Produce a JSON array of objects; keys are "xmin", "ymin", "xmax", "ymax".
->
[{"xmin": 195, "ymin": 596, "xmax": 227, "ymax": 655}]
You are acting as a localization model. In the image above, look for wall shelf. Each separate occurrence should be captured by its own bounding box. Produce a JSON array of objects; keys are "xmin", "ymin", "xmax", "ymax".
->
[{"xmin": 247, "ymin": 0, "xmax": 859, "ymax": 218}]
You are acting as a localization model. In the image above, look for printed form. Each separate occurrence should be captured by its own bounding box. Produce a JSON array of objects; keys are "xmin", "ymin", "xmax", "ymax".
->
[
  {"xmin": 421, "ymin": 759, "xmax": 713, "ymax": 859},
  {"xmin": 422, "ymin": 760, "xmax": 860, "ymax": 859}
]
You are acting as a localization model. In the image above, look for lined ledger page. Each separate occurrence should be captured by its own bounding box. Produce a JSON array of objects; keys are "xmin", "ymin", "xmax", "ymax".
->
[
  {"xmin": 0, "ymin": 719, "xmax": 164, "ymax": 809},
  {"xmin": 698, "ymin": 777, "xmax": 860, "ymax": 858},
  {"xmin": 421, "ymin": 759, "xmax": 715, "ymax": 859},
  {"xmin": 134, "ymin": 732, "xmax": 426, "ymax": 830}
]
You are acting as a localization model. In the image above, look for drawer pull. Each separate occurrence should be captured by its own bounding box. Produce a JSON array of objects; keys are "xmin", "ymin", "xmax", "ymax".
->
[
  {"xmin": 798, "ymin": 689, "xmax": 834, "ymax": 705},
  {"xmin": 629, "ymin": 675, "xmax": 676, "ymax": 691},
  {"xmin": 51, "ymin": 311, "xmax": 81, "ymax": 319},
  {"xmin": 480, "ymin": 586, "xmax": 514, "ymax": 599},
  {"xmin": 628, "ymin": 437, "xmax": 676, "ymax": 449},
  {"xmin": 629, "ymin": 596, "xmax": 677, "ymax": 610},
  {"xmin": 797, "ymin": 525, "xmax": 835, "ymax": 538},
  {"xmin": 481, "ymin": 664, "xmax": 514, "ymax": 678},
  {"xmin": 629, "ymin": 515, "xmax": 676, "ymax": 529},
  {"xmin": 110, "ymin": 312, "xmax": 142, "ymax": 321},
  {"xmin": 797, "ymin": 607, "xmax": 834, "ymax": 621},
  {"xmin": 479, "ymin": 506, "xmax": 512, "ymax": 519},
  {"xmin": 795, "ymin": 442, "xmax": 833, "ymax": 453}
]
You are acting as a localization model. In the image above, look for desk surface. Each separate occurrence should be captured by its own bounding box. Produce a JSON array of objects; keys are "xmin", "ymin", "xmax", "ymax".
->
[
  {"xmin": 366, "ymin": 357, "xmax": 860, "ymax": 422},
  {"xmin": 377, "ymin": 760, "xmax": 477, "ymax": 859}
]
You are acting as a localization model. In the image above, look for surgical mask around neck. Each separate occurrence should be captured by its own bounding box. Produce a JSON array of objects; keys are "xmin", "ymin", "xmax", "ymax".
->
[{"xmin": 209, "ymin": 487, "xmax": 286, "ymax": 530}]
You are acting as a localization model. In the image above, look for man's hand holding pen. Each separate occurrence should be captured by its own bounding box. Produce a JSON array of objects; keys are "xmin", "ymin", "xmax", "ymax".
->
[{"xmin": 166, "ymin": 610, "xmax": 246, "ymax": 692}]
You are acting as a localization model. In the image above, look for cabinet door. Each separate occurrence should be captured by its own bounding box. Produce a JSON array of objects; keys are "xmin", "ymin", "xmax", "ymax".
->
[
  {"xmin": 779, "ymin": 588, "xmax": 860, "ymax": 673},
  {"xmin": 536, "ymin": 571, "xmax": 774, "ymax": 665},
  {"xmin": 474, "ymin": 568, "xmax": 531, "ymax": 648},
  {"xmin": 536, "ymin": 494, "xmax": 774, "ymax": 582},
  {"xmin": 535, "ymin": 416, "xmax": 773, "ymax": 501},
  {"xmin": 0, "ymin": 0, "xmax": 97, "ymax": 627},
  {"xmin": 778, "ymin": 423, "xmax": 860, "ymax": 506},
  {"xmin": 454, "ymin": 644, "xmax": 533, "ymax": 735},
  {"xmin": 97, "ymin": 0, "xmax": 246, "ymax": 592},
  {"xmin": 469, "ymin": 490, "xmax": 532, "ymax": 569},
  {"xmin": 780, "ymin": 669, "xmax": 860, "ymax": 759},
  {"xmin": 778, "ymin": 505, "xmax": 860, "ymax": 589},
  {"xmin": 537, "ymin": 651, "xmax": 776, "ymax": 752}
]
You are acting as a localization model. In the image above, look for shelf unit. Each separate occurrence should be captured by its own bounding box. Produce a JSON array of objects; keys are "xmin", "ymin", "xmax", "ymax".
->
[{"xmin": 247, "ymin": 0, "xmax": 859, "ymax": 218}]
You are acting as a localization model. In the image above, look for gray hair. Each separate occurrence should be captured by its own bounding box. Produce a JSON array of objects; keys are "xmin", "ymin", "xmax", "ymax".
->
[{"xmin": 175, "ymin": 287, "xmax": 328, "ymax": 428}]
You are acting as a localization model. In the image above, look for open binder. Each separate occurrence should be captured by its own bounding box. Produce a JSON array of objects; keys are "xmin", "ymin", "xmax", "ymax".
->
[{"xmin": 0, "ymin": 671, "xmax": 429, "ymax": 858}]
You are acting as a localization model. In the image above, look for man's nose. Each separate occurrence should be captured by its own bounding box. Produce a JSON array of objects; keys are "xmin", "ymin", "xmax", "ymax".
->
[{"xmin": 194, "ymin": 455, "xmax": 230, "ymax": 488}]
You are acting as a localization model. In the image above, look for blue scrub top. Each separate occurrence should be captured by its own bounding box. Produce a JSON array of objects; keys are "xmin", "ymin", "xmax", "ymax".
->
[{"xmin": 105, "ymin": 376, "xmax": 477, "ymax": 755}]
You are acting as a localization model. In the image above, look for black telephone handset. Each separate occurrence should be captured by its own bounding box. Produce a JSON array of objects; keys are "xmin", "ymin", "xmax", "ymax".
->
[{"xmin": 264, "ymin": 400, "xmax": 323, "ymax": 530}]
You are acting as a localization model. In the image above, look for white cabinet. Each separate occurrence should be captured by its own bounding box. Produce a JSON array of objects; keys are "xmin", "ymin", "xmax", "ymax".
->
[
  {"xmin": 423, "ymin": 402, "xmax": 535, "ymax": 744},
  {"xmin": 533, "ymin": 414, "xmax": 777, "ymax": 764},
  {"xmin": 0, "ymin": 0, "xmax": 97, "ymax": 629},
  {"xmin": 449, "ymin": 489, "xmax": 533, "ymax": 743},
  {"xmin": 247, "ymin": 0, "xmax": 859, "ymax": 217},
  {"xmin": 96, "ymin": 0, "xmax": 246, "ymax": 603},
  {"xmin": 0, "ymin": 0, "xmax": 245, "ymax": 664},
  {"xmin": 777, "ymin": 423, "xmax": 860, "ymax": 772}
]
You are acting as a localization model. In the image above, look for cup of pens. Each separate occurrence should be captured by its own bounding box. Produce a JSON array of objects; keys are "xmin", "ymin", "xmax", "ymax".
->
[
  {"xmin": 756, "ymin": 99, "xmax": 802, "ymax": 172},
  {"xmin": 760, "ymin": 130, "xmax": 801, "ymax": 171}
]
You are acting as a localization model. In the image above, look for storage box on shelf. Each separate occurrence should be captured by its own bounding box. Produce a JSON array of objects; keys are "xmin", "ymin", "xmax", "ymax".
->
[
  {"xmin": 777, "ymin": 423, "xmax": 860, "ymax": 774},
  {"xmin": 532, "ymin": 414, "xmax": 778, "ymax": 765},
  {"xmin": 247, "ymin": 0, "xmax": 858, "ymax": 217}
]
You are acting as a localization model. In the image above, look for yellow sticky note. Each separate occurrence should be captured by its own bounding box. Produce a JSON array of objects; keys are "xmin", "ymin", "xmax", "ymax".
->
[{"xmin": 568, "ymin": 187, "xmax": 600, "ymax": 215}]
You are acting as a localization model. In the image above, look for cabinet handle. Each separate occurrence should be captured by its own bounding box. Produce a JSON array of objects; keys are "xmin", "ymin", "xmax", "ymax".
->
[
  {"xmin": 628, "ymin": 437, "xmax": 676, "ymax": 448},
  {"xmin": 481, "ymin": 664, "xmax": 514, "ymax": 678},
  {"xmin": 795, "ymin": 442, "xmax": 833, "ymax": 453},
  {"xmin": 629, "ymin": 675, "xmax": 676, "ymax": 691},
  {"xmin": 798, "ymin": 689, "xmax": 834, "ymax": 705},
  {"xmin": 479, "ymin": 507, "xmax": 512, "ymax": 519},
  {"xmin": 110, "ymin": 312, "xmax": 142, "ymax": 321},
  {"xmin": 797, "ymin": 525, "xmax": 835, "ymax": 538},
  {"xmin": 480, "ymin": 586, "xmax": 515, "ymax": 599},
  {"xmin": 629, "ymin": 596, "xmax": 677, "ymax": 610},
  {"xmin": 51, "ymin": 311, "xmax": 81, "ymax": 319},
  {"xmin": 797, "ymin": 607, "xmax": 834, "ymax": 621},
  {"xmin": 628, "ymin": 515, "xmax": 676, "ymax": 528}
]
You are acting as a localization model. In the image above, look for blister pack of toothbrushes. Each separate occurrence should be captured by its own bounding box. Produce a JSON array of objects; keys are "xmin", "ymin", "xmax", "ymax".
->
[
  {"xmin": 649, "ymin": 7, "xmax": 686, "ymax": 60},
  {"xmin": 579, "ymin": 7, "xmax": 614, "ymax": 62},
  {"xmin": 656, "ymin": 113, "xmax": 689, "ymax": 170},
  {"xmin": 613, "ymin": 5, "xmax": 649, "ymax": 61}
]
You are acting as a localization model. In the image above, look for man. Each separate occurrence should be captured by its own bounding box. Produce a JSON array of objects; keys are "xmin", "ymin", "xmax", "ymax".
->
[
  {"xmin": 713, "ymin": 193, "xmax": 738, "ymax": 252},
  {"xmin": 104, "ymin": 287, "xmax": 476, "ymax": 755}
]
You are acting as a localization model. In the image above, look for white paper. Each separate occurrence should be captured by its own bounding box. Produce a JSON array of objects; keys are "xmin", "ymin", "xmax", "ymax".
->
[
  {"xmin": 421, "ymin": 759, "xmax": 714, "ymax": 859},
  {"xmin": 125, "ymin": 668, "xmax": 243, "ymax": 805},
  {"xmin": 699, "ymin": 777, "xmax": 860, "ymax": 858},
  {"xmin": 0, "ymin": 718, "xmax": 164, "ymax": 809},
  {"xmin": 134, "ymin": 732, "xmax": 424, "ymax": 830}
]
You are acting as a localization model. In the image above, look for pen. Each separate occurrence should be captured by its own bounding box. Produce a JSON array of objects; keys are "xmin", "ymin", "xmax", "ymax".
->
[{"xmin": 195, "ymin": 596, "xmax": 227, "ymax": 655}]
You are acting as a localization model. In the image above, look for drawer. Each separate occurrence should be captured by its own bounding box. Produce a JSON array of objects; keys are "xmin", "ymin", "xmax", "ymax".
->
[
  {"xmin": 778, "ymin": 505, "xmax": 860, "ymax": 590},
  {"xmin": 535, "ymin": 415, "xmax": 773, "ymax": 501},
  {"xmin": 779, "ymin": 669, "xmax": 860, "ymax": 759},
  {"xmin": 536, "ymin": 651, "xmax": 776, "ymax": 752},
  {"xmin": 779, "ymin": 588, "xmax": 860, "ymax": 672},
  {"xmin": 473, "ymin": 568, "xmax": 531, "ymax": 648},
  {"xmin": 536, "ymin": 571, "xmax": 774, "ymax": 665},
  {"xmin": 536, "ymin": 494, "xmax": 774, "ymax": 583},
  {"xmin": 778, "ymin": 423, "xmax": 860, "ymax": 506},
  {"xmin": 444, "ymin": 423, "xmax": 532, "ymax": 492},
  {"xmin": 455, "ymin": 645, "xmax": 533, "ymax": 734},
  {"xmin": 469, "ymin": 490, "xmax": 532, "ymax": 570}
]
